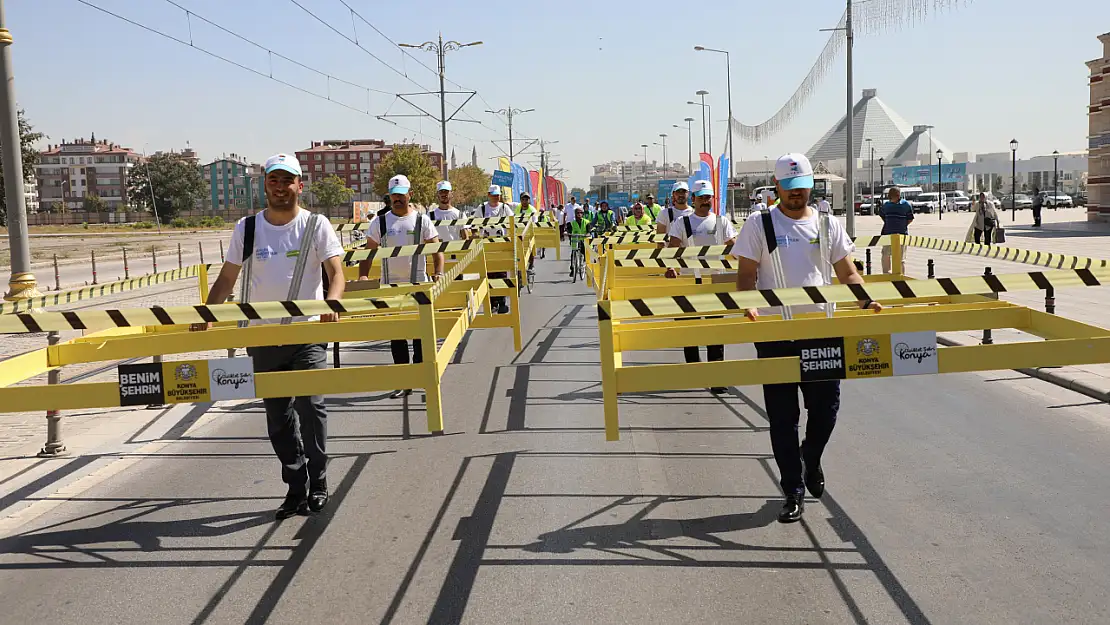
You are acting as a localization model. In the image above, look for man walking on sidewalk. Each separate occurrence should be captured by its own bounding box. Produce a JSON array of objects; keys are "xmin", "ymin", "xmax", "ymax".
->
[
  {"xmin": 193, "ymin": 153, "xmax": 346, "ymax": 520},
  {"xmin": 878, "ymin": 187, "xmax": 913, "ymax": 274}
]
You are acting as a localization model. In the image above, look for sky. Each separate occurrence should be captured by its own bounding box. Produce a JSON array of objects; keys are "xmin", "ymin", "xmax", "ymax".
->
[{"xmin": 9, "ymin": 0, "xmax": 1110, "ymax": 190}]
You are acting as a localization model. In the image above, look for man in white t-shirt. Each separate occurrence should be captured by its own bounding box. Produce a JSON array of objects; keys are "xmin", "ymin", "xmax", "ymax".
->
[
  {"xmin": 431, "ymin": 180, "xmax": 467, "ymax": 242},
  {"xmin": 734, "ymin": 153, "xmax": 882, "ymax": 524},
  {"xmin": 816, "ymin": 196, "xmax": 831, "ymax": 214},
  {"xmin": 194, "ymin": 152, "xmax": 345, "ymax": 520},
  {"xmin": 655, "ymin": 181, "xmax": 693, "ymax": 238},
  {"xmin": 476, "ymin": 184, "xmax": 516, "ymax": 314},
  {"xmin": 665, "ymin": 179, "xmax": 737, "ymax": 389},
  {"xmin": 359, "ymin": 174, "xmax": 444, "ymax": 398}
]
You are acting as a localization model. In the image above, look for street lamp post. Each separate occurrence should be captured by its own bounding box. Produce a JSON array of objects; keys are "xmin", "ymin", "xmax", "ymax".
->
[
  {"xmin": 674, "ymin": 118, "xmax": 695, "ymax": 174},
  {"xmin": 641, "ymin": 144, "xmax": 649, "ymax": 199},
  {"xmin": 879, "ymin": 157, "xmax": 885, "ymax": 191},
  {"xmin": 398, "ymin": 36, "xmax": 482, "ymax": 178},
  {"xmin": 936, "ymin": 149, "xmax": 944, "ymax": 221},
  {"xmin": 694, "ymin": 46, "xmax": 735, "ymax": 215},
  {"xmin": 1052, "ymin": 149, "xmax": 1059, "ymax": 210},
  {"xmin": 485, "ymin": 106, "xmax": 534, "ymax": 161},
  {"xmin": 658, "ymin": 134, "xmax": 667, "ymax": 179},
  {"xmin": 865, "ymin": 138, "xmax": 873, "ymax": 215},
  {"xmin": 1010, "ymin": 139, "xmax": 1018, "ymax": 221},
  {"xmin": 690, "ymin": 91, "xmax": 709, "ymax": 153}
]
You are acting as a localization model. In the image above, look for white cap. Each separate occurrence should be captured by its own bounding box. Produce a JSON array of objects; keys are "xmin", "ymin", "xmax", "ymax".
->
[
  {"xmin": 436, "ymin": 180, "xmax": 452, "ymax": 192},
  {"xmin": 264, "ymin": 153, "xmax": 302, "ymax": 177},
  {"xmin": 757, "ymin": 193, "xmax": 764, "ymax": 200},
  {"xmin": 487, "ymin": 184, "xmax": 501, "ymax": 196},
  {"xmin": 774, "ymin": 153, "xmax": 815, "ymax": 190},
  {"xmin": 672, "ymin": 181, "xmax": 690, "ymax": 193},
  {"xmin": 388, "ymin": 174, "xmax": 411, "ymax": 194},
  {"xmin": 691, "ymin": 180, "xmax": 714, "ymax": 196}
]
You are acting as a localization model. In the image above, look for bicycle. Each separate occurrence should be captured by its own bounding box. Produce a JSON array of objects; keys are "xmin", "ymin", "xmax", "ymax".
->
[{"xmin": 568, "ymin": 234, "xmax": 587, "ymax": 283}]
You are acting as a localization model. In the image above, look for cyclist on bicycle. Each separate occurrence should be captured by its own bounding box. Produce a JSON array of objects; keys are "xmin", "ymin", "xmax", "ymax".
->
[
  {"xmin": 591, "ymin": 200, "xmax": 618, "ymax": 235},
  {"xmin": 567, "ymin": 206, "xmax": 590, "ymax": 277}
]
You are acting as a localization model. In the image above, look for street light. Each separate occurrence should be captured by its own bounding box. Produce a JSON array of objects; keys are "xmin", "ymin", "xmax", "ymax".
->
[
  {"xmin": 689, "ymin": 90, "xmax": 709, "ymax": 153},
  {"xmin": 1052, "ymin": 149, "xmax": 1059, "ymax": 209},
  {"xmin": 879, "ymin": 157, "xmax": 885, "ymax": 191},
  {"xmin": 674, "ymin": 118, "xmax": 695, "ymax": 174},
  {"xmin": 694, "ymin": 45, "xmax": 735, "ymax": 215},
  {"xmin": 641, "ymin": 144, "xmax": 649, "ymax": 198},
  {"xmin": 865, "ymin": 137, "xmax": 873, "ymax": 215},
  {"xmin": 484, "ymin": 106, "xmax": 534, "ymax": 161},
  {"xmin": 658, "ymin": 134, "xmax": 667, "ymax": 179},
  {"xmin": 1010, "ymin": 138, "xmax": 1018, "ymax": 221},
  {"xmin": 936, "ymin": 149, "xmax": 944, "ymax": 221},
  {"xmin": 398, "ymin": 36, "xmax": 482, "ymax": 177}
]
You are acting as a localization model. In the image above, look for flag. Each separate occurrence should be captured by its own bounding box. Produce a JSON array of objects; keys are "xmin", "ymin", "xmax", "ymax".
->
[{"xmin": 717, "ymin": 154, "xmax": 730, "ymax": 216}]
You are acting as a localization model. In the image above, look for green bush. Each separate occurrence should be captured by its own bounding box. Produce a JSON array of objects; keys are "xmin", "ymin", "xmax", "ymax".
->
[
  {"xmin": 170, "ymin": 217, "xmax": 189, "ymax": 228},
  {"xmin": 199, "ymin": 216, "xmax": 225, "ymax": 228},
  {"xmin": 131, "ymin": 221, "xmax": 155, "ymax": 230},
  {"xmin": 81, "ymin": 222, "xmax": 89, "ymax": 229}
]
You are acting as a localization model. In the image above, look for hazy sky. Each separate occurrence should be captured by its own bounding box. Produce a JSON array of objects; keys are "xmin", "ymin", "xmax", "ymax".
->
[{"xmin": 10, "ymin": 0, "xmax": 1109, "ymax": 188}]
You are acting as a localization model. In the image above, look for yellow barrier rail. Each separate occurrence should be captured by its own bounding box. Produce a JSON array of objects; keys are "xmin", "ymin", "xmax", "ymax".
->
[{"xmin": 0, "ymin": 264, "xmax": 216, "ymax": 315}]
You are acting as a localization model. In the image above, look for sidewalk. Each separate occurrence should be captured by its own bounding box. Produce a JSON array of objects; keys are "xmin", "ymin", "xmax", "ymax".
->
[{"xmin": 853, "ymin": 207, "xmax": 1110, "ymax": 402}]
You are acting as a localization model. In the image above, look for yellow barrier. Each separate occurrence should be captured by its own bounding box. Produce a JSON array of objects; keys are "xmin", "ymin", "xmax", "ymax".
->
[
  {"xmin": 0, "ymin": 264, "xmax": 216, "ymax": 315},
  {"xmin": 0, "ymin": 239, "xmax": 512, "ymax": 435}
]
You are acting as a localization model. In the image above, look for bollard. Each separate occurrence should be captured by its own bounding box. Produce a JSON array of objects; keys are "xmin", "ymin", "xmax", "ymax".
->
[
  {"xmin": 927, "ymin": 258, "xmax": 935, "ymax": 279},
  {"xmin": 38, "ymin": 332, "xmax": 68, "ymax": 457},
  {"xmin": 865, "ymin": 249, "xmax": 872, "ymax": 275},
  {"xmin": 1045, "ymin": 285, "xmax": 1055, "ymax": 315},
  {"xmin": 177, "ymin": 243, "xmax": 183, "ymax": 270},
  {"xmin": 123, "ymin": 248, "xmax": 130, "ymax": 279},
  {"xmin": 199, "ymin": 241, "xmax": 205, "ymax": 264},
  {"xmin": 152, "ymin": 246, "xmax": 158, "ymax": 274},
  {"xmin": 219, "ymin": 240, "xmax": 225, "ymax": 262},
  {"xmin": 91, "ymin": 250, "xmax": 98, "ymax": 285},
  {"xmin": 53, "ymin": 254, "xmax": 60, "ymax": 290},
  {"xmin": 333, "ymin": 342, "xmax": 341, "ymax": 368},
  {"xmin": 981, "ymin": 267, "xmax": 995, "ymax": 345}
]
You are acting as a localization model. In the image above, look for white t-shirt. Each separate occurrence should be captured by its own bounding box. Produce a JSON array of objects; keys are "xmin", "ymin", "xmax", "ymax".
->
[
  {"xmin": 431, "ymin": 206, "xmax": 464, "ymax": 241},
  {"xmin": 226, "ymin": 208, "xmax": 344, "ymax": 323},
  {"xmin": 667, "ymin": 213, "xmax": 738, "ymax": 277},
  {"xmin": 816, "ymin": 199, "xmax": 831, "ymax": 213},
  {"xmin": 368, "ymin": 210, "xmax": 439, "ymax": 284},
  {"xmin": 476, "ymin": 201, "xmax": 515, "ymax": 236},
  {"xmin": 655, "ymin": 205, "xmax": 694, "ymax": 231},
  {"xmin": 734, "ymin": 207, "xmax": 855, "ymax": 314}
]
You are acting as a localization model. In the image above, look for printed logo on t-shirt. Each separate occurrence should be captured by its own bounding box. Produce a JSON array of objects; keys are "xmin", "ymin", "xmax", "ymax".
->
[
  {"xmin": 256, "ymin": 246, "xmax": 276, "ymax": 260},
  {"xmin": 775, "ymin": 234, "xmax": 806, "ymax": 248}
]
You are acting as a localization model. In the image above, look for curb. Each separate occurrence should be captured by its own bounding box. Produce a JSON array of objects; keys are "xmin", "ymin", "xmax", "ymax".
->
[{"xmin": 937, "ymin": 336, "xmax": 1110, "ymax": 403}]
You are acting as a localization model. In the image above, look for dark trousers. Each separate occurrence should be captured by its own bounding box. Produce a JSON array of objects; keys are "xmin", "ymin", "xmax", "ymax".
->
[
  {"xmin": 489, "ymin": 271, "xmax": 509, "ymax": 312},
  {"xmin": 756, "ymin": 341, "xmax": 841, "ymax": 495},
  {"xmin": 391, "ymin": 339, "xmax": 423, "ymax": 365},
  {"xmin": 1032, "ymin": 205, "xmax": 1042, "ymax": 226},
  {"xmin": 974, "ymin": 227, "xmax": 994, "ymax": 246},
  {"xmin": 247, "ymin": 343, "xmax": 328, "ymax": 491},
  {"xmin": 683, "ymin": 316, "xmax": 724, "ymax": 363}
]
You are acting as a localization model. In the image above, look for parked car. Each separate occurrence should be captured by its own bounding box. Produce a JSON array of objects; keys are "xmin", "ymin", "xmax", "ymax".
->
[
  {"xmin": 1072, "ymin": 191, "xmax": 1088, "ymax": 206},
  {"xmin": 1000, "ymin": 194, "xmax": 1034, "ymax": 210},
  {"xmin": 1041, "ymin": 191, "xmax": 1073, "ymax": 208},
  {"xmin": 946, "ymin": 190, "xmax": 972, "ymax": 211},
  {"xmin": 913, "ymin": 192, "xmax": 945, "ymax": 213}
]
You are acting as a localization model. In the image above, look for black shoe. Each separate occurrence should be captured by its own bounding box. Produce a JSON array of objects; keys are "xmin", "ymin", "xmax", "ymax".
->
[
  {"xmin": 710, "ymin": 387, "xmax": 728, "ymax": 395},
  {"xmin": 308, "ymin": 480, "xmax": 329, "ymax": 513},
  {"xmin": 801, "ymin": 446, "xmax": 825, "ymax": 499},
  {"xmin": 276, "ymin": 489, "xmax": 308, "ymax": 520},
  {"xmin": 389, "ymin": 389, "xmax": 412, "ymax": 399},
  {"xmin": 778, "ymin": 492, "xmax": 805, "ymax": 523}
]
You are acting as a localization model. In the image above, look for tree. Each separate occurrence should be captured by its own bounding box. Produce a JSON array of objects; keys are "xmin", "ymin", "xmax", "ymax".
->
[
  {"xmin": 308, "ymin": 174, "xmax": 355, "ymax": 209},
  {"xmin": 127, "ymin": 152, "xmax": 206, "ymax": 222},
  {"xmin": 0, "ymin": 110, "xmax": 45, "ymax": 227},
  {"xmin": 372, "ymin": 144, "xmax": 437, "ymax": 206},
  {"xmin": 84, "ymin": 193, "xmax": 107, "ymax": 216},
  {"xmin": 447, "ymin": 165, "xmax": 490, "ymax": 208}
]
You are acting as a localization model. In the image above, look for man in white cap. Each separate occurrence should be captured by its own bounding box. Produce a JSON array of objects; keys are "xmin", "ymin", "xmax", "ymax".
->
[
  {"xmin": 193, "ymin": 153, "xmax": 345, "ymax": 519},
  {"xmin": 359, "ymin": 174, "xmax": 445, "ymax": 398},
  {"xmin": 431, "ymin": 180, "xmax": 466, "ymax": 242},
  {"xmin": 655, "ymin": 181, "xmax": 693, "ymax": 238},
  {"xmin": 665, "ymin": 179, "xmax": 737, "ymax": 392},
  {"xmin": 754, "ymin": 193, "xmax": 768, "ymax": 212},
  {"xmin": 476, "ymin": 184, "xmax": 515, "ymax": 314},
  {"xmin": 734, "ymin": 153, "xmax": 881, "ymax": 524}
]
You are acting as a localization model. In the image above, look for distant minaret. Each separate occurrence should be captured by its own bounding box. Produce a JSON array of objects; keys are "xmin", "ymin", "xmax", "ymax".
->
[
  {"xmin": 451, "ymin": 148, "xmax": 457, "ymax": 170},
  {"xmin": 471, "ymin": 146, "xmax": 478, "ymax": 167}
]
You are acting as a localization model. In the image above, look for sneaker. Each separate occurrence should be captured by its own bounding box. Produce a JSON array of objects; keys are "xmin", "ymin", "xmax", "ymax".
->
[
  {"xmin": 308, "ymin": 480, "xmax": 329, "ymax": 513},
  {"xmin": 801, "ymin": 445, "xmax": 825, "ymax": 499},
  {"xmin": 276, "ymin": 488, "xmax": 308, "ymax": 520},
  {"xmin": 389, "ymin": 389, "xmax": 412, "ymax": 399},
  {"xmin": 778, "ymin": 492, "xmax": 804, "ymax": 523}
]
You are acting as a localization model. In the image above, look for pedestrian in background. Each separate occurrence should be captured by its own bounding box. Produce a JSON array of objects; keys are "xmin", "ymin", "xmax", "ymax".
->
[
  {"xmin": 1031, "ymin": 187, "xmax": 1043, "ymax": 227},
  {"xmin": 878, "ymin": 187, "xmax": 913, "ymax": 274},
  {"xmin": 974, "ymin": 192, "xmax": 999, "ymax": 246}
]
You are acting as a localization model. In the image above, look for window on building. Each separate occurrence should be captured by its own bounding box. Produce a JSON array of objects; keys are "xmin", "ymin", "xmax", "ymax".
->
[
  {"xmin": 324, "ymin": 164, "xmax": 335, "ymax": 173},
  {"xmin": 325, "ymin": 153, "xmax": 335, "ymax": 161},
  {"xmin": 314, "ymin": 164, "xmax": 322, "ymax": 172}
]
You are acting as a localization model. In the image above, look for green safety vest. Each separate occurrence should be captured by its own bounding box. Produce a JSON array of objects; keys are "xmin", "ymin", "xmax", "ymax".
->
[
  {"xmin": 593, "ymin": 211, "xmax": 616, "ymax": 230},
  {"xmin": 644, "ymin": 203, "xmax": 662, "ymax": 220},
  {"xmin": 569, "ymin": 219, "xmax": 590, "ymax": 235},
  {"xmin": 625, "ymin": 214, "xmax": 653, "ymax": 227}
]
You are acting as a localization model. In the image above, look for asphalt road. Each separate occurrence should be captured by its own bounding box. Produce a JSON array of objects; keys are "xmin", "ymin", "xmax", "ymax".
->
[{"xmin": 1, "ymin": 254, "xmax": 1109, "ymax": 624}]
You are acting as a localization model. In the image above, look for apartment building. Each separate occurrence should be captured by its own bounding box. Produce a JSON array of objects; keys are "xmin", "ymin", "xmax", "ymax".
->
[
  {"xmin": 36, "ymin": 138, "xmax": 142, "ymax": 210},
  {"xmin": 1089, "ymin": 32, "xmax": 1110, "ymax": 223},
  {"xmin": 202, "ymin": 155, "xmax": 265, "ymax": 211},
  {"xmin": 295, "ymin": 139, "xmax": 443, "ymax": 201}
]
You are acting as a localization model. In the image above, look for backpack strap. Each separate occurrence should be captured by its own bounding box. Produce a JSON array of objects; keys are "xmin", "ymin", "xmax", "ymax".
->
[
  {"xmin": 682, "ymin": 215, "xmax": 693, "ymax": 239},
  {"xmin": 410, "ymin": 213, "xmax": 424, "ymax": 284},
  {"xmin": 236, "ymin": 215, "xmax": 257, "ymax": 328},
  {"xmin": 281, "ymin": 212, "xmax": 321, "ymax": 325},
  {"xmin": 760, "ymin": 209, "xmax": 793, "ymax": 320}
]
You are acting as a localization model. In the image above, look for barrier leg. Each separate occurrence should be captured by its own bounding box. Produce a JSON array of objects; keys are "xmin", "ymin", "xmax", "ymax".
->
[
  {"xmin": 982, "ymin": 267, "xmax": 995, "ymax": 345},
  {"xmin": 891, "ymin": 234, "xmax": 903, "ymax": 278},
  {"xmin": 927, "ymin": 258, "xmax": 935, "ymax": 279},
  {"xmin": 1045, "ymin": 286, "xmax": 1055, "ymax": 315},
  {"xmin": 198, "ymin": 264, "xmax": 209, "ymax": 304},
  {"xmin": 418, "ymin": 299, "xmax": 444, "ymax": 434},
  {"xmin": 865, "ymin": 249, "xmax": 872, "ymax": 275},
  {"xmin": 598, "ymin": 304, "xmax": 621, "ymax": 441},
  {"xmin": 38, "ymin": 331, "xmax": 68, "ymax": 457}
]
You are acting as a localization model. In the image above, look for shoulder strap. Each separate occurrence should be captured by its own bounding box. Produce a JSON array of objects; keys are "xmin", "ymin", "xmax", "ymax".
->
[
  {"xmin": 410, "ymin": 214, "xmax": 424, "ymax": 284},
  {"xmin": 379, "ymin": 212, "xmax": 388, "ymax": 239},
  {"xmin": 242, "ymin": 215, "xmax": 256, "ymax": 264},
  {"xmin": 759, "ymin": 209, "xmax": 793, "ymax": 320},
  {"xmin": 682, "ymin": 215, "xmax": 693, "ymax": 238},
  {"xmin": 236, "ymin": 215, "xmax": 257, "ymax": 326},
  {"xmin": 760, "ymin": 209, "xmax": 777, "ymax": 254}
]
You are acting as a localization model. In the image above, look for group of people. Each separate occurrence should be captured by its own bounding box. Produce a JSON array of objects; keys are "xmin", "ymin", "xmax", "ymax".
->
[{"xmin": 192, "ymin": 149, "xmax": 883, "ymax": 526}]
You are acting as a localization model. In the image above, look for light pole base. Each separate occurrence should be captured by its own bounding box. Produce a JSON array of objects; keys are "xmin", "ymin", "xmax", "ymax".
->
[
  {"xmin": 5, "ymin": 271, "xmax": 42, "ymax": 301},
  {"xmin": 37, "ymin": 442, "xmax": 68, "ymax": 457}
]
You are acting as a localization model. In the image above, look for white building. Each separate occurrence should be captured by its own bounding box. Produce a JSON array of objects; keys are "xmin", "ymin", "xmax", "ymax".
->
[
  {"xmin": 36, "ymin": 138, "xmax": 142, "ymax": 210},
  {"xmin": 589, "ymin": 159, "xmax": 688, "ymax": 197},
  {"xmin": 24, "ymin": 170, "xmax": 38, "ymax": 213}
]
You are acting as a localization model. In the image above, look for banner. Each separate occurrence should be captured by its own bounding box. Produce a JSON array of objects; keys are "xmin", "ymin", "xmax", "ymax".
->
[
  {"xmin": 529, "ymin": 170, "xmax": 542, "ymax": 208},
  {"xmin": 891, "ymin": 162, "xmax": 967, "ymax": 185},
  {"xmin": 510, "ymin": 161, "xmax": 530, "ymax": 204},
  {"xmin": 657, "ymin": 179, "xmax": 677, "ymax": 200},
  {"xmin": 544, "ymin": 176, "xmax": 561, "ymax": 207},
  {"xmin": 608, "ymin": 192, "xmax": 630, "ymax": 206},
  {"xmin": 717, "ymin": 154, "xmax": 730, "ymax": 216},
  {"xmin": 496, "ymin": 157, "xmax": 513, "ymax": 198}
]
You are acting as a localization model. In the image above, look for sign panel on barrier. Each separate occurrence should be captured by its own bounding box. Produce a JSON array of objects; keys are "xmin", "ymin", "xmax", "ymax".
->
[
  {"xmin": 209, "ymin": 357, "xmax": 256, "ymax": 400},
  {"xmin": 891, "ymin": 331, "xmax": 939, "ymax": 376},
  {"xmin": 119, "ymin": 362, "xmax": 165, "ymax": 406},
  {"xmin": 797, "ymin": 338, "xmax": 846, "ymax": 381},
  {"xmin": 163, "ymin": 360, "xmax": 211, "ymax": 404},
  {"xmin": 844, "ymin": 335, "xmax": 893, "ymax": 379}
]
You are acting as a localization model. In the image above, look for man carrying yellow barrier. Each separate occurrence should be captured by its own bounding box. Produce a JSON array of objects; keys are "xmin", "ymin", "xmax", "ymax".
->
[
  {"xmin": 734, "ymin": 153, "xmax": 881, "ymax": 524},
  {"xmin": 192, "ymin": 153, "xmax": 346, "ymax": 520}
]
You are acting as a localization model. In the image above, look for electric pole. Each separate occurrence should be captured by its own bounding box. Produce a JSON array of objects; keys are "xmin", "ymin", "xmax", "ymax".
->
[{"xmin": 486, "ymin": 107, "xmax": 534, "ymax": 161}]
